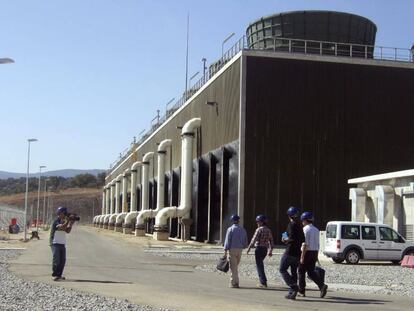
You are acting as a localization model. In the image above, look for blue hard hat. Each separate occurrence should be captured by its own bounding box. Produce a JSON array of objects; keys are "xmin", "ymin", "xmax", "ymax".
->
[
  {"xmin": 287, "ymin": 206, "xmax": 299, "ymax": 217},
  {"xmin": 56, "ymin": 206, "xmax": 67, "ymax": 215},
  {"xmin": 230, "ymin": 214, "xmax": 240, "ymax": 222},
  {"xmin": 255, "ymin": 214, "xmax": 266, "ymax": 222},
  {"xmin": 300, "ymin": 211, "xmax": 313, "ymax": 221}
]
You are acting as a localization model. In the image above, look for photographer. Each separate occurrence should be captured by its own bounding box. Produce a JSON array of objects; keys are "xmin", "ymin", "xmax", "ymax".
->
[{"xmin": 49, "ymin": 206, "xmax": 75, "ymax": 281}]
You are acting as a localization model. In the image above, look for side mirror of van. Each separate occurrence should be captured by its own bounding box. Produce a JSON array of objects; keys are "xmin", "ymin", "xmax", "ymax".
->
[{"xmin": 395, "ymin": 235, "xmax": 405, "ymax": 243}]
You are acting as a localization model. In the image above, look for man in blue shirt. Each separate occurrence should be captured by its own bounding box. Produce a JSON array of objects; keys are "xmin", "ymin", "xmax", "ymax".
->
[{"xmin": 224, "ymin": 214, "xmax": 248, "ymax": 288}]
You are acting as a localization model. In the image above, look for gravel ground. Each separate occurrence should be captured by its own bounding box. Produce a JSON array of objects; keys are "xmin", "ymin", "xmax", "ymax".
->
[
  {"xmin": 0, "ymin": 250, "xmax": 173, "ymax": 311},
  {"xmin": 150, "ymin": 249, "xmax": 414, "ymax": 297}
]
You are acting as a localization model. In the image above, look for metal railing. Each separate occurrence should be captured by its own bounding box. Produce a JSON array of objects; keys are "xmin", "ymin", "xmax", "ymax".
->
[
  {"xmin": 108, "ymin": 36, "xmax": 413, "ymax": 172},
  {"xmin": 249, "ymin": 37, "xmax": 413, "ymax": 62}
]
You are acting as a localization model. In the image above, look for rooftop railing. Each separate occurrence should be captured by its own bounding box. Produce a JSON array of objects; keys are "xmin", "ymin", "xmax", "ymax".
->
[{"xmin": 108, "ymin": 36, "xmax": 413, "ymax": 172}]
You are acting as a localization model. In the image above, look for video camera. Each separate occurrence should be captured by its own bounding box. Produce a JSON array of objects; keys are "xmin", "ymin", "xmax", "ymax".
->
[{"xmin": 66, "ymin": 213, "xmax": 80, "ymax": 222}]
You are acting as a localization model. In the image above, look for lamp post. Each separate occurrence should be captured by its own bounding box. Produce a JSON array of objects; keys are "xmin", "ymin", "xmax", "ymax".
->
[
  {"xmin": 0, "ymin": 58, "xmax": 14, "ymax": 64},
  {"xmin": 42, "ymin": 178, "xmax": 49, "ymax": 229},
  {"xmin": 36, "ymin": 165, "xmax": 46, "ymax": 231},
  {"xmin": 202, "ymin": 58, "xmax": 207, "ymax": 78},
  {"xmin": 23, "ymin": 138, "xmax": 38, "ymax": 241},
  {"xmin": 222, "ymin": 32, "xmax": 235, "ymax": 57}
]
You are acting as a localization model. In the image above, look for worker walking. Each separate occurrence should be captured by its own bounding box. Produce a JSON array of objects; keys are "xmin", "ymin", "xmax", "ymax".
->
[
  {"xmin": 223, "ymin": 214, "xmax": 248, "ymax": 288},
  {"xmin": 247, "ymin": 215, "xmax": 274, "ymax": 288},
  {"xmin": 280, "ymin": 206, "xmax": 305, "ymax": 300},
  {"xmin": 298, "ymin": 212, "xmax": 328, "ymax": 298}
]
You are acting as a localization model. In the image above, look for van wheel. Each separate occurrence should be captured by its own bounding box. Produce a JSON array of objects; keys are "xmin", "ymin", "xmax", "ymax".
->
[
  {"xmin": 332, "ymin": 257, "xmax": 345, "ymax": 264},
  {"xmin": 345, "ymin": 249, "xmax": 360, "ymax": 264}
]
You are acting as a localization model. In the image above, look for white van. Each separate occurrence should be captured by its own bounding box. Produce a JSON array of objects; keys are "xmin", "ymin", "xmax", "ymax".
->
[{"xmin": 324, "ymin": 221, "xmax": 414, "ymax": 264}]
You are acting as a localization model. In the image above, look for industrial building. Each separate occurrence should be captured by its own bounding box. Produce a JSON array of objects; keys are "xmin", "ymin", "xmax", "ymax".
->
[
  {"xmin": 94, "ymin": 11, "xmax": 414, "ymax": 242},
  {"xmin": 349, "ymin": 170, "xmax": 414, "ymax": 241}
]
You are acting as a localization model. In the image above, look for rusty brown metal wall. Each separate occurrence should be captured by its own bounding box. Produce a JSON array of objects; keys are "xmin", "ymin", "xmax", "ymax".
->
[
  {"xmin": 107, "ymin": 58, "xmax": 241, "ymax": 183},
  {"xmin": 243, "ymin": 55, "xmax": 414, "ymax": 238}
]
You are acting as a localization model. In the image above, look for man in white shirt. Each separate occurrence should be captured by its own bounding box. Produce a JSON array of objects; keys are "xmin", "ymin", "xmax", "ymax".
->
[
  {"xmin": 49, "ymin": 206, "xmax": 74, "ymax": 281},
  {"xmin": 298, "ymin": 211, "xmax": 328, "ymax": 298}
]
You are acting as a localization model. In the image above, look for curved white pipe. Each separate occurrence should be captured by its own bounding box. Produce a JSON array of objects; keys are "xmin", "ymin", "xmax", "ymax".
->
[
  {"xmin": 101, "ymin": 187, "xmax": 106, "ymax": 215},
  {"xmin": 154, "ymin": 118, "xmax": 201, "ymax": 235},
  {"xmin": 134, "ymin": 152, "xmax": 154, "ymax": 235},
  {"xmin": 115, "ymin": 169, "xmax": 130, "ymax": 231},
  {"xmin": 106, "ymin": 180, "xmax": 117, "ymax": 229},
  {"xmin": 123, "ymin": 161, "xmax": 142, "ymax": 232},
  {"xmin": 109, "ymin": 174, "xmax": 123, "ymax": 228},
  {"xmin": 100, "ymin": 184, "xmax": 111, "ymax": 227},
  {"xmin": 136, "ymin": 139, "xmax": 172, "ymax": 231}
]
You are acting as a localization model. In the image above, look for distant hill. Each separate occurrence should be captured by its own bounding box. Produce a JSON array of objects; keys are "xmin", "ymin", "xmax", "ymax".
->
[{"xmin": 0, "ymin": 169, "xmax": 105, "ymax": 179}]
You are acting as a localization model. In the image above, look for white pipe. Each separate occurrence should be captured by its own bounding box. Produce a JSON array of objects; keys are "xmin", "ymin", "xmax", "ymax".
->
[
  {"xmin": 141, "ymin": 152, "xmax": 154, "ymax": 210},
  {"xmin": 110, "ymin": 181, "xmax": 115, "ymax": 214},
  {"xmin": 115, "ymin": 169, "xmax": 130, "ymax": 229},
  {"xmin": 101, "ymin": 187, "xmax": 105, "ymax": 215},
  {"xmin": 134, "ymin": 152, "xmax": 154, "ymax": 232},
  {"xmin": 123, "ymin": 161, "xmax": 142, "ymax": 231},
  {"xmin": 105, "ymin": 180, "xmax": 116, "ymax": 228},
  {"xmin": 100, "ymin": 184, "xmax": 111, "ymax": 227},
  {"xmin": 105, "ymin": 184, "xmax": 111, "ymax": 214},
  {"xmin": 109, "ymin": 174, "xmax": 123, "ymax": 227},
  {"xmin": 136, "ymin": 139, "xmax": 172, "ymax": 230},
  {"xmin": 154, "ymin": 118, "xmax": 201, "ymax": 233}
]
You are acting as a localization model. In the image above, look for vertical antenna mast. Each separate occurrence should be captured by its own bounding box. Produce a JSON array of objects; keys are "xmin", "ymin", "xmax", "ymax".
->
[{"xmin": 185, "ymin": 12, "xmax": 189, "ymax": 99}]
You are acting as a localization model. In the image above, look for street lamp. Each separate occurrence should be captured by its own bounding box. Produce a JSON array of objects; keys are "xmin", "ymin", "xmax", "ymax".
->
[
  {"xmin": 36, "ymin": 165, "xmax": 46, "ymax": 231},
  {"xmin": 42, "ymin": 178, "xmax": 49, "ymax": 229},
  {"xmin": 202, "ymin": 58, "xmax": 207, "ymax": 78},
  {"xmin": 23, "ymin": 138, "xmax": 38, "ymax": 241},
  {"xmin": 0, "ymin": 58, "xmax": 14, "ymax": 64},
  {"xmin": 222, "ymin": 32, "xmax": 235, "ymax": 57}
]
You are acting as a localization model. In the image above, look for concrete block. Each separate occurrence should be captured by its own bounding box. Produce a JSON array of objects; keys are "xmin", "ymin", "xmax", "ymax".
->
[
  {"xmin": 123, "ymin": 228, "xmax": 133, "ymax": 235},
  {"xmin": 135, "ymin": 229, "xmax": 145, "ymax": 236},
  {"xmin": 153, "ymin": 231, "xmax": 169, "ymax": 241}
]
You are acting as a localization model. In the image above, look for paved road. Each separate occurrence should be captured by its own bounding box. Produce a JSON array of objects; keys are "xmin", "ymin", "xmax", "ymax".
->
[{"xmin": 9, "ymin": 226, "xmax": 413, "ymax": 311}]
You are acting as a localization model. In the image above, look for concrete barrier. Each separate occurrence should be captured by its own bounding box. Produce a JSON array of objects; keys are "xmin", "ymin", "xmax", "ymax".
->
[{"xmin": 401, "ymin": 255, "xmax": 414, "ymax": 268}]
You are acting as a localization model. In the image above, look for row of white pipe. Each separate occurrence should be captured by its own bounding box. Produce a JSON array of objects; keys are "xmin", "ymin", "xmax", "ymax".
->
[{"xmin": 93, "ymin": 118, "xmax": 201, "ymax": 240}]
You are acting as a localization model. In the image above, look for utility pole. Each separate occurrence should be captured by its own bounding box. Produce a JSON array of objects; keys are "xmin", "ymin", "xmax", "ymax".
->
[
  {"xmin": 202, "ymin": 58, "xmax": 207, "ymax": 79},
  {"xmin": 184, "ymin": 12, "xmax": 190, "ymax": 99},
  {"xmin": 42, "ymin": 179, "xmax": 47, "ymax": 229}
]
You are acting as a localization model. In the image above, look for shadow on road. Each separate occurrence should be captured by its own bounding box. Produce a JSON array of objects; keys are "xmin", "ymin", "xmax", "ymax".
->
[
  {"xmin": 238, "ymin": 286, "xmax": 286, "ymax": 292},
  {"xmin": 64, "ymin": 279, "xmax": 133, "ymax": 284},
  {"xmin": 335, "ymin": 262, "xmax": 396, "ymax": 266},
  {"xmin": 301, "ymin": 296, "xmax": 389, "ymax": 305}
]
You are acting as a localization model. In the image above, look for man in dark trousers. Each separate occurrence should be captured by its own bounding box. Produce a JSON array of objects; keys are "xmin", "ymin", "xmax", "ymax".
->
[
  {"xmin": 49, "ymin": 206, "xmax": 74, "ymax": 281},
  {"xmin": 298, "ymin": 212, "xmax": 328, "ymax": 298},
  {"xmin": 224, "ymin": 214, "xmax": 248, "ymax": 288},
  {"xmin": 280, "ymin": 206, "xmax": 305, "ymax": 300},
  {"xmin": 247, "ymin": 215, "xmax": 274, "ymax": 288}
]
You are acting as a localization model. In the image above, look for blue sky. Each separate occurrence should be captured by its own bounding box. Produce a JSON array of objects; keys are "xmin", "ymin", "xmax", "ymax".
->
[{"xmin": 0, "ymin": 0, "xmax": 413, "ymax": 173}]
